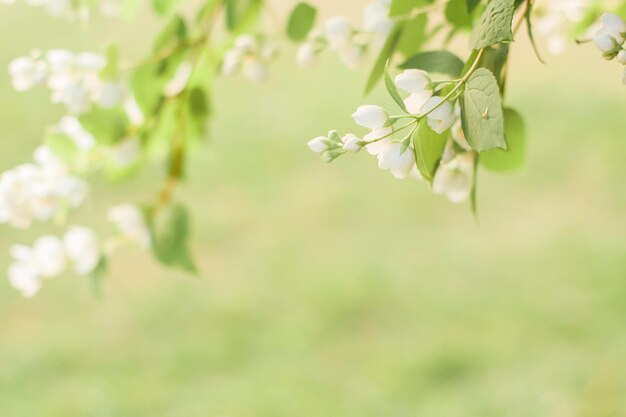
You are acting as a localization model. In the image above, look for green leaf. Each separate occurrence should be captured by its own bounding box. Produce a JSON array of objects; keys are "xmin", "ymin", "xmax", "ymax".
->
[
  {"xmin": 154, "ymin": 15, "xmax": 187, "ymax": 52},
  {"xmin": 152, "ymin": 0, "xmax": 181, "ymax": 16},
  {"xmin": 185, "ymin": 87, "xmax": 211, "ymax": 142},
  {"xmin": 445, "ymin": 0, "xmax": 472, "ymax": 29},
  {"xmin": 365, "ymin": 21, "xmax": 405, "ymax": 95},
  {"xmin": 100, "ymin": 44, "xmax": 119, "ymax": 80},
  {"xmin": 460, "ymin": 68, "xmax": 506, "ymax": 151},
  {"xmin": 470, "ymin": 0, "xmax": 515, "ymax": 49},
  {"xmin": 225, "ymin": 0, "xmax": 262, "ymax": 33},
  {"xmin": 397, "ymin": 13, "xmax": 428, "ymax": 56},
  {"xmin": 525, "ymin": 1, "xmax": 545, "ymax": 64},
  {"xmin": 399, "ymin": 50, "xmax": 465, "ymax": 77},
  {"xmin": 389, "ymin": 0, "xmax": 432, "ymax": 17},
  {"xmin": 286, "ymin": 2, "xmax": 317, "ymax": 42},
  {"xmin": 412, "ymin": 119, "xmax": 448, "ymax": 182},
  {"xmin": 151, "ymin": 204, "xmax": 198, "ymax": 274},
  {"xmin": 78, "ymin": 108, "xmax": 129, "ymax": 145},
  {"xmin": 479, "ymin": 44, "xmax": 509, "ymax": 83},
  {"xmin": 480, "ymin": 107, "xmax": 525, "ymax": 171},
  {"xmin": 384, "ymin": 61, "xmax": 407, "ymax": 112},
  {"xmin": 467, "ymin": 0, "xmax": 482, "ymax": 12}
]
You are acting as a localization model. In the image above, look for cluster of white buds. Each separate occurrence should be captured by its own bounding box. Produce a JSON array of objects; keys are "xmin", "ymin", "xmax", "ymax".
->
[
  {"xmin": 297, "ymin": 0, "xmax": 393, "ymax": 69},
  {"xmin": 308, "ymin": 68, "xmax": 475, "ymax": 203},
  {"xmin": 0, "ymin": 0, "xmax": 121, "ymax": 20},
  {"xmin": 222, "ymin": 35, "xmax": 278, "ymax": 82},
  {"xmin": 593, "ymin": 13, "xmax": 626, "ymax": 84},
  {"xmin": 8, "ymin": 49, "xmax": 125, "ymax": 114},
  {"xmin": 8, "ymin": 226, "xmax": 101, "ymax": 297},
  {"xmin": 0, "ymin": 146, "xmax": 87, "ymax": 229},
  {"xmin": 534, "ymin": 0, "xmax": 592, "ymax": 55}
]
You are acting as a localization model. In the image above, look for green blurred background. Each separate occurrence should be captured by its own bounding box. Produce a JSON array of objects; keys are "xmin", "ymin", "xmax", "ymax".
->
[{"xmin": 1, "ymin": 2, "xmax": 626, "ymax": 416}]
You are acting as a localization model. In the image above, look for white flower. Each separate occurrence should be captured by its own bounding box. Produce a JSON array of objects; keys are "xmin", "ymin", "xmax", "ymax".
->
[
  {"xmin": 352, "ymin": 105, "xmax": 388, "ymax": 129},
  {"xmin": 325, "ymin": 17, "xmax": 353, "ymax": 50},
  {"xmin": 433, "ymin": 153, "xmax": 475, "ymax": 203},
  {"xmin": 395, "ymin": 70, "xmax": 434, "ymax": 114},
  {"xmin": 307, "ymin": 136, "xmax": 329, "ymax": 154},
  {"xmin": 64, "ymin": 226, "xmax": 100, "ymax": 275},
  {"xmin": 597, "ymin": 13, "xmax": 626, "ymax": 43},
  {"xmin": 164, "ymin": 61, "xmax": 193, "ymax": 97},
  {"xmin": 395, "ymin": 69, "xmax": 432, "ymax": 94},
  {"xmin": 297, "ymin": 43, "xmax": 318, "ymax": 67},
  {"xmin": 364, "ymin": 126, "xmax": 392, "ymax": 156},
  {"xmin": 594, "ymin": 34, "xmax": 619, "ymax": 53},
  {"xmin": 8, "ymin": 56, "xmax": 47, "ymax": 91},
  {"xmin": 56, "ymin": 116, "xmax": 96, "ymax": 152},
  {"xmin": 363, "ymin": 0, "xmax": 393, "ymax": 41},
  {"xmin": 422, "ymin": 97, "xmax": 456, "ymax": 134},
  {"xmin": 0, "ymin": 146, "xmax": 88, "ymax": 229},
  {"xmin": 378, "ymin": 142, "xmax": 415, "ymax": 179},
  {"xmin": 234, "ymin": 35, "xmax": 258, "ymax": 53},
  {"xmin": 7, "ymin": 235, "xmax": 66, "ymax": 297},
  {"xmin": 617, "ymin": 49, "xmax": 626, "ymax": 64},
  {"xmin": 341, "ymin": 134, "xmax": 362, "ymax": 153},
  {"xmin": 107, "ymin": 204, "xmax": 151, "ymax": 249},
  {"xmin": 222, "ymin": 49, "xmax": 242, "ymax": 76},
  {"xmin": 451, "ymin": 105, "xmax": 472, "ymax": 151}
]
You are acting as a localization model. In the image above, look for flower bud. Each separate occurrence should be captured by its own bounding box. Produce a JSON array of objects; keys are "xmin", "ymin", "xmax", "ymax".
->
[
  {"xmin": 617, "ymin": 49, "xmax": 626, "ymax": 65},
  {"xmin": 307, "ymin": 136, "xmax": 329, "ymax": 154},
  {"xmin": 352, "ymin": 105, "xmax": 388, "ymax": 129},
  {"xmin": 599, "ymin": 13, "xmax": 626, "ymax": 43},
  {"xmin": 341, "ymin": 134, "xmax": 362, "ymax": 153},
  {"xmin": 594, "ymin": 34, "xmax": 619, "ymax": 54},
  {"xmin": 297, "ymin": 43, "xmax": 317, "ymax": 67}
]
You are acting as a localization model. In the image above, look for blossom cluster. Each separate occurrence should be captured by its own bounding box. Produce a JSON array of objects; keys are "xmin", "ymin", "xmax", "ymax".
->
[
  {"xmin": 592, "ymin": 13, "xmax": 626, "ymax": 84},
  {"xmin": 222, "ymin": 35, "xmax": 278, "ymax": 82},
  {"xmin": 308, "ymin": 69, "xmax": 475, "ymax": 203},
  {"xmin": 7, "ymin": 202, "xmax": 150, "ymax": 298},
  {"xmin": 297, "ymin": 0, "xmax": 393, "ymax": 68},
  {"xmin": 0, "ymin": 146, "xmax": 87, "ymax": 229},
  {"xmin": 9, "ymin": 49, "xmax": 124, "ymax": 114}
]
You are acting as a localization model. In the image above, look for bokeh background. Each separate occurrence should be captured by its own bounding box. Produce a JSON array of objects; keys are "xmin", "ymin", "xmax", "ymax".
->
[{"xmin": 1, "ymin": 1, "xmax": 626, "ymax": 416}]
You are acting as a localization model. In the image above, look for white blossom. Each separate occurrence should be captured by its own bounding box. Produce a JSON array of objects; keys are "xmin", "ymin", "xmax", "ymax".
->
[
  {"xmin": 107, "ymin": 204, "xmax": 150, "ymax": 249},
  {"xmin": 8, "ymin": 235, "xmax": 65, "ymax": 297},
  {"xmin": 55, "ymin": 116, "xmax": 96, "ymax": 152},
  {"xmin": 617, "ymin": 49, "xmax": 626, "ymax": 64},
  {"xmin": 297, "ymin": 43, "xmax": 318, "ymax": 67},
  {"xmin": 164, "ymin": 61, "xmax": 193, "ymax": 97},
  {"xmin": 0, "ymin": 146, "xmax": 88, "ymax": 229},
  {"xmin": 422, "ymin": 97, "xmax": 456, "ymax": 134},
  {"xmin": 364, "ymin": 127, "xmax": 392, "ymax": 156},
  {"xmin": 221, "ymin": 35, "xmax": 276, "ymax": 82},
  {"xmin": 433, "ymin": 152, "xmax": 475, "ymax": 203},
  {"xmin": 352, "ymin": 105, "xmax": 388, "ymax": 129},
  {"xmin": 363, "ymin": 0, "xmax": 393, "ymax": 42},
  {"xmin": 64, "ymin": 226, "xmax": 101, "ymax": 275},
  {"xmin": 597, "ymin": 13, "xmax": 626, "ymax": 44},
  {"xmin": 378, "ymin": 142, "xmax": 415, "ymax": 179},
  {"xmin": 325, "ymin": 17, "xmax": 353, "ymax": 50}
]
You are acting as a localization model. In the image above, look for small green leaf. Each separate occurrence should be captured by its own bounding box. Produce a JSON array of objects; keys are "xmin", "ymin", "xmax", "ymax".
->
[
  {"xmin": 412, "ymin": 119, "xmax": 448, "ymax": 182},
  {"xmin": 151, "ymin": 204, "xmax": 198, "ymax": 274},
  {"xmin": 389, "ymin": 0, "xmax": 432, "ymax": 17},
  {"xmin": 365, "ymin": 21, "xmax": 405, "ymax": 95},
  {"xmin": 78, "ymin": 108, "xmax": 129, "ymax": 145},
  {"xmin": 100, "ymin": 44, "xmax": 119, "ymax": 80},
  {"xmin": 524, "ymin": 1, "xmax": 545, "ymax": 64},
  {"xmin": 384, "ymin": 62, "xmax": 407, "ymax": 112},
  {"xmin": 470, "ymin": 0, "xmax": 515, "ymax": 49},
  {"xmin": 286, "ymin": 2, "xmax": 317, "ymax": 42},
  {"xmin": 480, "ymin": 107, "xmax": 525, "ymax": 171},
  {"xmin": 152, "ymin": 0, "xmax": 181, "ymax": 16},
  {"xmin": 445, "ymin": 0, "xmax": 472, "ymax": 29},
  {"xmin": 397, "ymin": 13, "xmax": 428, "ymax": 56},
  {"xmin": 460, "ymin": 68, "xmax": 506, "ymax": 151},
  {"xmin": 399, "ymin": 50, "xmax": 465, "ymax": 77}
]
